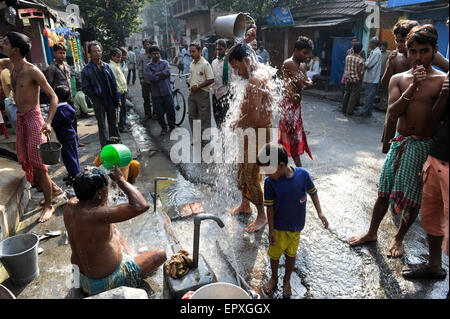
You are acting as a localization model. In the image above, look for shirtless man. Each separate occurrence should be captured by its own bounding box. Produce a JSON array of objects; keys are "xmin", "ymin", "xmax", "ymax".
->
[
  {"xmin": 278, "ymin": 36, "xmax": 314, "ymax": 167},
  {"xmin": 350, "ymin": 25, "xmax": 447, "ymax": 258},
  {"xmin": 0, "ymin": 32, "xmax": 62, "ymax": 223},
  {"xmin": 227, "ymin": 26, "xmax": 273, "ymax": 232},
  {"xmin": 380, "ymin": 20, "xmax": 449, "ymax": 154},
  {"xmin": 64, "ymin": 166, "xmax": 167, "ymax": 296}
]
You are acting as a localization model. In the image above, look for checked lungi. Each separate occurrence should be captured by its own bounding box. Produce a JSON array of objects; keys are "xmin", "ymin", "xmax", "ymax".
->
[
  {"xmin": 378, "ymin": 132, "xmax": 432, "ymax": 221},
  {"xmin": 16, "ymin": 105, "xmax": 48, "ymax": 184}
]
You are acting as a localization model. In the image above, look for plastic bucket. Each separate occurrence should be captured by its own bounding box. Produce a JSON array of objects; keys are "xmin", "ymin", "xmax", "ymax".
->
[
  {"xmin": 190, "ymin": 282, "xmax": 250, "ymax": 299},
  {"xmin": 100, "ymin": 144, "xmax": 132, "ymax": 169},
  {"xmin": 214, "ymin": 13, "xmax": 247, "ymax": 39},
  {"xmin": 38, "ymin": 139, "xmax": 62, "ymax": 165},
  {"xmin": 0, "ymin": 234, "xmax": 40, "ymax": 285}
]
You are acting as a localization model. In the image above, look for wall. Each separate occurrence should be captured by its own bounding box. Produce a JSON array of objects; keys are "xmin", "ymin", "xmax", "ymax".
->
[{"xmin": 186, "ymin": 13, "xmax": 211, "ymax": 42}]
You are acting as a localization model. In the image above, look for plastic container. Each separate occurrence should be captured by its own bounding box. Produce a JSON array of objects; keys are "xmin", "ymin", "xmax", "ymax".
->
[
  {"xmin": 100, "ymin": 144, "xmax": 132, "ymax": 169},
  {"xmin": 38, "ymin": 134, "xmax": 61, "ymax": 165},
  {"xmin": 0, "ymin": 233, "xmax": 40, "ymax": 285}
]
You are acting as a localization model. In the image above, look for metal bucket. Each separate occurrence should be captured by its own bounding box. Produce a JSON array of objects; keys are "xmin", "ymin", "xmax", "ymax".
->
[
  {"xmin": 38, "ymin": 135, "xmax": 61, "ymax": 165},
  {"xmin": 190, "ymin": 282, "xmax": 250, "ymax": 299},
  {"xmin": 214, "ymin": 13, "xmax": 247, "ymax": 39},
  {"xmin": 0, "ymin": 284, "xmax": 15, "ymax": 299},
  {"xmin": 0, "ymin": 233, "xmax": 40, "ymax": 285}
]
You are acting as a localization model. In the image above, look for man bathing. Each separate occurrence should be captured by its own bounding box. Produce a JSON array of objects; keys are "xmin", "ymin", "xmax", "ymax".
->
[
  {"xmin": 350, "ymin": 25, "xmax": 447, "ymax": 258},
  {"xmin": 64, "ymin": 166, "xmax": 166, "ymax": 296},
  {"xmin": 227, "ymin": 26, "xmax": 273, "ymax": 233},
  {"xmin": 0, "ymin": 31, "xmax": 63, "ymax": 223}
]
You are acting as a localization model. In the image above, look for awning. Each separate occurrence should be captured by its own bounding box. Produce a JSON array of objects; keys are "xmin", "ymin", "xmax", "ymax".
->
[{"xmin": 294, "ymin": 17, "xmax": 352, "ymax": 28}]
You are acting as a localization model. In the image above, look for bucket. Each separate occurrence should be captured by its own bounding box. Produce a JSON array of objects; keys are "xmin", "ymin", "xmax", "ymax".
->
[
  {"xmin": 190, "ymin": 282, "xmax": 250, "ymax": 299},
  {"xmin": 0, "ymin": 284, "xmax": 15, "ymax": 299},
  {"xmin": 38, "ymin": 134, "xmax": 61, "ymax": 165},
  {"xmin": 0, "ymin": 233, "xmax": 40, "ymax": 285},
  {"xmin": 214, "ymin": 13, "xmax": 247, "ymax": 39},
  {"xmin": 100, "ymin": 144, "xmax": 132, "ymax": 169}
]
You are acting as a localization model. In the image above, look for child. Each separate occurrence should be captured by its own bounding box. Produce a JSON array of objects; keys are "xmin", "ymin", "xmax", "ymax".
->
[
  {"xmin": 258, "ymin": 143, "xmax": 328, "ymax": 298},
  {"xmin": 52, "ymin": 85, "xmax": 80, "ymax": 185}
]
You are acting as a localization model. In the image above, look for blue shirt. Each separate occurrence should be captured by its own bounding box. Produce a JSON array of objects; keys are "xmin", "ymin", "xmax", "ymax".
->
[
  {"xmin": 145, "ymin": 59, "xmax": 172, "ymax": 97},
  {"xmin": 264, "ymin": 167, "xmax": 317, "ymax": 232}
]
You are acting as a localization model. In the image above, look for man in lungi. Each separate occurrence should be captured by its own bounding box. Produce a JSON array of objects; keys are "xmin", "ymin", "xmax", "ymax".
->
[
  {"xmin": 350, "ymin": 25, "xmax": 447, "ymax": 258},
  {"xmin": 227, "ymin": 25, "xmax": 273, "ymax": 233},
  {"xmin": 0, "ymin": 32, "xmax": 63, "ymax": 223},
  {"xmin": 278, "ymin": 36, "xmax": 314, "ymax": 167}
]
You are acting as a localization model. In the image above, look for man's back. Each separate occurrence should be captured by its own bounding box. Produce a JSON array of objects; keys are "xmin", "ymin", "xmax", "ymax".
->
[{"xmin": 64, "ymin": 198, "xmax": 123, "ymax": 279}]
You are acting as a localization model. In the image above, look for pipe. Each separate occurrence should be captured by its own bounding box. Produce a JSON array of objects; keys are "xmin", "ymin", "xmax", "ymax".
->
[{"xmin": 193, "ymin": 213, "xmax": 224, "ymax": 269}]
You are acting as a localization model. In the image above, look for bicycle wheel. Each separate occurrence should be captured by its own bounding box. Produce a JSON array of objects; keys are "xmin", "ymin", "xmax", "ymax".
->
[{"xmin": 173, "ymin": 89, "xmax": 186, "ymax": 126}]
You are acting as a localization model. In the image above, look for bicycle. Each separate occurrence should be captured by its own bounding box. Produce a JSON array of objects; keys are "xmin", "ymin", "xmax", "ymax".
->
[{"xmin": 170, "ymin": 73, "xmax": 190, "ymax": 126}]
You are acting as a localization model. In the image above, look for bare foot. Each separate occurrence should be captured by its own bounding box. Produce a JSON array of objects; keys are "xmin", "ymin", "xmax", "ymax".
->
[
  {"xmin": 262, "ymin": 277, "xmax": 278, "ymax": 296},
  {"xmin": 39, "ymin": 205, "xmax": 55, "ymax": 223},
  {"xmin": 283, "ymin": 280, "xmax": 292, "ymax": 298},
  {"xmin": 387, "ymin": 237, "xmax": 404, "ymax": 258},
  {"xmin": 229, "ymin": 204, "xmax": 252, "ymax": 215},
  {"xmin": 349, "ymin": 232, "xmax": 377, "ymax": 246},
  {"xmin": 245, "ymin": 217, "xmax": 267, "ymax": 232}
]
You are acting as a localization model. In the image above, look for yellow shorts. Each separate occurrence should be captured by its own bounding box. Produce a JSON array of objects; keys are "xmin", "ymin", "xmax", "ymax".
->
[{"xmin": 267, "ymin": 230, "xmax": 301, "ymax": 260}]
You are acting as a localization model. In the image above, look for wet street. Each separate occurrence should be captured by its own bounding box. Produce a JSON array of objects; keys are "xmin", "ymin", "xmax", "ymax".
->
[{"xmin": 127, "ymin": 75, "xmax": 449, "ymax": 299}]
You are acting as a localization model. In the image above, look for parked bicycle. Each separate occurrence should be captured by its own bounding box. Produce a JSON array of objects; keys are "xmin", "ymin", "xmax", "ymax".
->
[{"xmin": 170, "ymin": 73, "xmax": 190, "ymax": 126}]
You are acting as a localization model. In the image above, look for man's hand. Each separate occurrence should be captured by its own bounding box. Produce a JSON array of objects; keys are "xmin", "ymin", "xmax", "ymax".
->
[
  {"xmin": 268, "ymin": 230, "xmax": 276, "ymax": 246},
  {"xmin": 41, "ymin": 122, "xmax": 52, "ymax": 136},
  {"xmin": 318, "ymin": 213, "xmax": 329, "ymax": 229},
  {"xmin": 412, "ymin": 64, "xmax": 427, "ymax": 89},
  {"xmin": 388, "ymin": 50, "xmax": 398, "ymax": 62},
  {"xmin": 191, "ymin": 84, "xmax": 199, "ymax": 92},
  {"xmin": 109, "ymin": 165, "xmax": 124, "ymax": 182},
  {"xmin": 155, "ymin": 72, "xmax": 163, "ymax": 77}
]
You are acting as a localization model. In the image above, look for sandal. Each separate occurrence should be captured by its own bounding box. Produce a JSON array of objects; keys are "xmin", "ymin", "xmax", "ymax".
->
[{"xmin": 402, "ymin": 263, "xmax": 447, "ymax": 280}]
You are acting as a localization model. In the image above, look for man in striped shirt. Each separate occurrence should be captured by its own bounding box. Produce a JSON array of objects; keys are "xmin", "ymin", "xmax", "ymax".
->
[{"xmin": 342, "ymin": 42, "xmax": 365, "ymax": 115}]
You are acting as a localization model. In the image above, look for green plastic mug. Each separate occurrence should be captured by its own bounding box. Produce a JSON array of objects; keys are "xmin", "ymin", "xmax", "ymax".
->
[{"xmin": 100, "ymin": 144, "xmax": 132, "ymax": 169}]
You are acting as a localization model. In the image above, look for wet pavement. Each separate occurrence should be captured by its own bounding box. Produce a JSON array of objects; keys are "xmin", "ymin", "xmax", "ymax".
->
[{"xmin": 1, "ymin": 72, "xmax": 448, "ymax": 299}]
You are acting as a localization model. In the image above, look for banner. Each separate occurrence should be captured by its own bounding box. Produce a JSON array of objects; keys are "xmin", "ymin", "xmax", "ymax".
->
[{"xmin": 265, "ymin": 6, "xmax": 294, "ymax": 26}]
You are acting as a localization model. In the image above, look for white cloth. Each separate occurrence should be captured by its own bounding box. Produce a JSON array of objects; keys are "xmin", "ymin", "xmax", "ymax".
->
[
  {"xmin": 363, "ymin": 47, "xmax": 382, "ymax": 84},
  {"xmin": 211, "ymin": 57, "xmax": 230, "ymax": 99}
]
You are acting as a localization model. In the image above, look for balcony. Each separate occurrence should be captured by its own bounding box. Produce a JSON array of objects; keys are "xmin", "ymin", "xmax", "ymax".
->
[{"xmin": 171, "ymin": 0, "xmax": 209, "ymax": 19}]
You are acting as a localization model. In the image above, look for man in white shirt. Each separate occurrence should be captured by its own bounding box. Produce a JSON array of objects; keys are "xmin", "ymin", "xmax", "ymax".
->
[
  {"xmin": 356, "ymin": 37, "xmax": 382, "ymax": 117},
  {"xmin": 126, "ymin": 46, "xmax": 136, "ymax": 85},
  {"xmin": 188, "ymin": 42, "xmax": 214, "ymax": 143},
  {"xmin": 256, "ymin": 42, "xmax": 270, "ymax": 64},
  {"xmin": 182, "ymin": 44, "xmax": 191, "ymax": 74},
  {"xmin": 211, "ymin": 39, "xmax": 231, "ymax": 128}
]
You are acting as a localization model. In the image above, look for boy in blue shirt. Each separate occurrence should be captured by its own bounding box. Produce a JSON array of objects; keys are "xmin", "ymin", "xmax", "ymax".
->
[{"xmin": 258, "ymin": 143, "xmax": 328, "ymax": 298}]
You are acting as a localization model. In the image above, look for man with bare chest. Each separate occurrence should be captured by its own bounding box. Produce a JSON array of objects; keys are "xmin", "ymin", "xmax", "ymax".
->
[
  {"xmin": 0, "ymin": 32, "xmax": 62, "ymax": 223},
  {"xmin": 227, "ymin": 27, "xmax": 273, "ymax": 232},
  {"xmin": 380, "ymin": 20, "xmax": 449, "ymax": 153},
  {"xmin": 278, "ymin": 36, "xmax": 314, "ymax": 167},
  {"xmin": 350, "ymin": 25, "xmax": 447, "ymax": 258}
]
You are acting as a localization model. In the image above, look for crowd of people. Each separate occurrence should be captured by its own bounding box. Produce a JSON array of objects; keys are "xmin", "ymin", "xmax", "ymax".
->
[{"xmin": 0, "ymin": 16, "xmax": 448, "ymax": 299}]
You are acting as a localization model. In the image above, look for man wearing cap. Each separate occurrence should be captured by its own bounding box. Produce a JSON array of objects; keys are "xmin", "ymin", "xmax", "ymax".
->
[{"xmin": 356, "ymin": 37, "xmax": 382, "ymax": 117}]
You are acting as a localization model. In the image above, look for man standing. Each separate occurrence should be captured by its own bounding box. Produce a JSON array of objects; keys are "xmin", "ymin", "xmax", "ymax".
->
[
  {"xmin": 109, "ymin": 48, "xmax": 129, "ymax": 133},
  {"xmin": 182, "ymin": 44, "xmax": 191, "ymax": 74},
  {"xmin": 347, "ymin": 37, "xmax": 366, "ymax": 59},
  {"xmin": 188, "ymin": 43, "xmax": 214, "ymax": 141},
  {"xmin": 126, "ymin": 46, "xmax": 136, "ymax": 85},
  {"xmin": 256, "ymin": 42, "xmax": 270, "ymax": 64},
  {"xmin": 81, "ymin": 41, "xmax": 121, "ymax": 148},
  {"xmin": 342, "ymin": 42, "xmax": 365, "ymax": 116},
  {"xmin": 145, "ymin": 45, "xmax": 176, "ymax": 135},
  {"xmin": 45, "ymin": 43, "xmax": 84, "ymax": 148},
  {"xmin": 374, "ymin": 41, "xmax": 391, "ymax": 111},
  {"xmin": 65, "ymin": 166, "xmax": 167, "ymax": 296},
  {"xmin": 0, "ymin": 31, "xmax": 63, "ymax": 223},
  {"xmin": 356, "ymin": 37, "xmax": 382, "ymax": 117},
  {"xmin": 227, "ymin": 38, "xmax": 273, "ymax": 233},
  {"xmin": 211, "ymin": 39, "xmax": 231, "ymax": 128},
  {"xmin": 349, "ymin": 25, "xmax": 447, "ymax": 258},
  {"xmin": 137, "ymin": 39, "xmax": 155, "ymax": 121},
  {"xmin": 202, "ymin": 44, "xmax": 209, "ymax": 62},
  {"xmin": 278, "ymin": 36, "xmax": 314, "ymax": 167}
]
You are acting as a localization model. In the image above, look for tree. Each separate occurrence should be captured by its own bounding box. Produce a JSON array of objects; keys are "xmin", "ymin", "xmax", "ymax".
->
[{"xmin": 71, "ymin": 0, "xmax": 148, "ymax": 54}]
